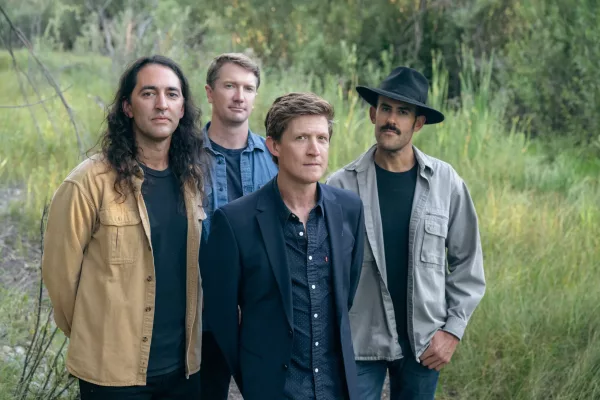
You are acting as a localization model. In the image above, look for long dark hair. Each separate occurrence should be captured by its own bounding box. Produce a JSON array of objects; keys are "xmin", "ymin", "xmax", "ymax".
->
[{"xmin": 100, "ymin": 55, "xmax": 205, "ymax": 200}]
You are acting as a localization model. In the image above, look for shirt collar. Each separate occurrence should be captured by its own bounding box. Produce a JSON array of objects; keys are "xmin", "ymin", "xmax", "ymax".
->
[
  {"xmin": 202, "ymin": 121, "xmax": 268, "ymax": 154},
  {"xmin": 272, "ymin": 178, "xmax": 324, "ymax": 227}
]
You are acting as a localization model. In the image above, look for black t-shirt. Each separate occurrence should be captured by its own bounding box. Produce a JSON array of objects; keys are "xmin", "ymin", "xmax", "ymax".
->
[
  {"xmin": 210, "ymin": 139, "xmax": 244, "ymax": 202},
  {"xmin": 140, "ymin": 163, "xmax": 188, "ymax": 377},
  {"xmin": 375, "ymin": 162, "xmax": 418, "ymax": 343}
]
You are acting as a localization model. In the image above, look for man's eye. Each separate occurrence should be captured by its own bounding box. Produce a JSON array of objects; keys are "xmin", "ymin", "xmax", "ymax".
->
[
  {"xmin": 245, "ymin": 87, "xmax": 255, "ymax": 93},
  {"xmin": 168, "ymin": 92, "xmax": 179, "ymax": 98}
]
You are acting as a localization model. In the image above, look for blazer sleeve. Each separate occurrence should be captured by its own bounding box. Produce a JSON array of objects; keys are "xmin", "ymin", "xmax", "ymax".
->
[
  {"xmin": 201, "ymin": 208, "xmax": 242, "ymax": 375},
  {"xmin": 42, "ymin": 180, "xmax": 96, "ymax": 337},
  {"xmin": 348, "ymin": 200, "xmax": 365, "ymax": 310}
]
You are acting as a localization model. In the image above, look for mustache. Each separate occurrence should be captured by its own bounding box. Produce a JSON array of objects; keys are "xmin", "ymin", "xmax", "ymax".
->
[{"xmin": 380, "ymin": 124, "xmax": 399, "ymax": 134}]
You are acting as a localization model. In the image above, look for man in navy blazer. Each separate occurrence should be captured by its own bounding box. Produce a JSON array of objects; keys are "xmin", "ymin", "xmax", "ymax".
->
[{"xmin": 202, "ymin": 92, "xmax": 365, "ymax": 400}]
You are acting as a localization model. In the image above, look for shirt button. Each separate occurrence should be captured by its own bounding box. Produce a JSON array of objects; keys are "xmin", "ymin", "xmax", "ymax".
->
[
  {"xmin": 311, "ymin": 285, "xmax": 316, "ymax": 290},
  {"xmin": 288, "ymin": 330, "xmax": 293, "ymax": 337},
  {"xmin": 145, "ymin": 307, "xmax": 152, "ymax": 312},
  {"xmin": 218, "ymin": 186, "xmax": 224, "ymax": 192},
  {"xmin": 315, "ymin": 342, "xmax": 319, "ymax": 347},
  {"xmin": 146, "ymin": 276, "xmax": 153, "ymax": 282},
  {"xmin": 314, "ymin": 313, "xmax": 318, "ymax": 318},
  {"xmin": 308, "ymin": 256, "xmax": 313, "ymax": 261},
  {"xmin": 218, "ymin": 159, "xmax": 224, "ymax": 165},
  {"xmin": 299, "ymin": 231, "xmax": 304, "ymax": 237},
  {"xmin": 142, "ymin": 337, "xmax": 148, "ymax": 342}
]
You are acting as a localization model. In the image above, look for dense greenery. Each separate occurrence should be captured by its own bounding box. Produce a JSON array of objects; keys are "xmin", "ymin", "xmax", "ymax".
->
[
  {"xmin": 0, "ymin": 1, "xmax": 599, "ymax": 398},
  {"xmin": 2, "ymin": 0, "xmax": 599, "ymax": 145}
]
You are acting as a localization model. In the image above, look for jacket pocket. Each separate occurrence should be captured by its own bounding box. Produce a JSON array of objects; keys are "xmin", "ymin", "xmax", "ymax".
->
[
  {"xmin": 98, "ymin": 208, "xmax": 142, "ymax": 264},
  {"xmin": 420, "ymin": 218, "xmax": 448, "ymax": 267}
]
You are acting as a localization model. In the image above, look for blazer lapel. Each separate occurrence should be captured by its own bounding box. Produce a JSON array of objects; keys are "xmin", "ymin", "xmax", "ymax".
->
[
  {"xmin": 323, "ymin": 188, "xmax": 346, "ymax": 324},
  {"xmin": 256, "ymin": 186, "xmax": 293, "ymax": 328}
]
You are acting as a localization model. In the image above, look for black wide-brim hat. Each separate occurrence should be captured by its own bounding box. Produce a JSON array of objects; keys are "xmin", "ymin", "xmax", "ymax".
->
[{"xmin": 356, "ymin": 66, "xmax": 444, "ymax": 124}]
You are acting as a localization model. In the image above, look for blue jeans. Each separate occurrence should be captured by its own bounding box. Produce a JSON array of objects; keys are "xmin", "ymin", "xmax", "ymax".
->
[{"xmin": 356, "ymin": 343, "xmax": 440, "ymax": 400}]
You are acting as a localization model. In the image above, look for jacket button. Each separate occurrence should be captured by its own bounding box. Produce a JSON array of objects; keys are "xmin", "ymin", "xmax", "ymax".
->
[
  {"xmin": 146, "ymin": 276, "xmax": 153, "ymax": 282},
  {"xmin": 288, "ymin": 330, "xmax": 293, "ymax": 337},
  {"xmin": 142, "ymin": 337, "xmax": 148, "ymax": 342},
  {"xmin": 282, "ymin": 364, "xmax": 288, "ymax": 370}
]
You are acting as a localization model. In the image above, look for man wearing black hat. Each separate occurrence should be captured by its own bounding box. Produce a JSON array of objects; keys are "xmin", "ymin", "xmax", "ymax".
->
[{"xmin": 327, "ymin": 67, "xmax": 485, "ymax": 399}]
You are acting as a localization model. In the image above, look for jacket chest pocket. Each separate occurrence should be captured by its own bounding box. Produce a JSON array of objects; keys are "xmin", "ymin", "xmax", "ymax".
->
[
  {"xmin": 98, "ymin": 208, "xmax": 143, "ymax": 264},
  {"xmin": 420, "ymin": 218, "xmax": 448, "ymax": 267}
]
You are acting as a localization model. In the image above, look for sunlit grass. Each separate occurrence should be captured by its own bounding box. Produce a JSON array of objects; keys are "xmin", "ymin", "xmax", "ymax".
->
[{"xmin": 0, "ymin": 49, "xmax": 599, "ymax": 399}]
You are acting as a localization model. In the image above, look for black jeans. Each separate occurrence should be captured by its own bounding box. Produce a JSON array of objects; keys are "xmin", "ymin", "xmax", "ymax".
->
[
  {"xmin": 199, "ymin": 331, "xmax": 232, "ymax": 400},
  {"xmin": 79, "ymin": 369, "xmax": 200, "ymax": 400}
]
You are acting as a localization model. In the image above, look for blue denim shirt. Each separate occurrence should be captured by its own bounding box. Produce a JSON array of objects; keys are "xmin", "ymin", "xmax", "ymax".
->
[{"xmin": 201, "ymin": 122, "xmax": 279, "ymax": 244}]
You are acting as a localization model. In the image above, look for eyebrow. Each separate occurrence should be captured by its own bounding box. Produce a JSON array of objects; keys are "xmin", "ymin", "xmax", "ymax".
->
[
  {"xmin": 223, "ymin": 80, "xmax": 256, "ymax": 88},
  {"xmin": 380, "ymin": 102, "xmax": 413, "ymax": 111},
  {"xmin": 139, "ymin": 85, "xmax": 181, "ymax": 93}
]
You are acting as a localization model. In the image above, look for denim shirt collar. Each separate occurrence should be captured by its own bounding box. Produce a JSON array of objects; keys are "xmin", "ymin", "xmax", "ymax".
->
[{"xmin": 202, "ymin": 121, "xmax": 268, "ymax": 154}]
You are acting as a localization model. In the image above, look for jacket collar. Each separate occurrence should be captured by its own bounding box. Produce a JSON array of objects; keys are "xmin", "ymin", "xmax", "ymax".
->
[
  {"xmin": 202, "ymin": 122, "xmax": 268, "ymax": 154},
  {"xmin": 345, "ymin": 144, "xmax": 434, "ymax": 176}
]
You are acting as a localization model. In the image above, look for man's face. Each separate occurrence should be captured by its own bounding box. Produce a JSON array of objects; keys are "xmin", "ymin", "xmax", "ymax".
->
[
  {"xmin": 123, "ymin": 64, "xmax": 184, "ymax": 143},
  {"xmin": 370, "ymin": 95, "xmax": 425, "ymax": 153},
  {"xmin": 205, "ymin": 63, "xmax": 258, "ymax": 126},
  {"xmin": 267, "ymin": 115, "xmax": 330, "ymax": 185}
]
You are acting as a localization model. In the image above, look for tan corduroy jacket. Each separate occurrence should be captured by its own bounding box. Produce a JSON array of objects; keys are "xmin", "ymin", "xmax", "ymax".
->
[{"xmin": 42, "ymin": 154, "xmax": 206, "ymax": 386}]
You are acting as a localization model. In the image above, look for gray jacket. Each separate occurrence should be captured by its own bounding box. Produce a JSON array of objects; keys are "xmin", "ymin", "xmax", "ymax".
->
[{"xmin": 326, "ymin": 145, "xmax": 485, "ymax": 361}]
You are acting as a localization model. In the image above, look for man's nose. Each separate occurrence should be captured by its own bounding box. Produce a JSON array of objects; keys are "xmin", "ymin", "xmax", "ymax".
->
[
  {"xmin": 155, "ymin": 93, "xmax": 168, "ymax": 110},
  {"xmin": 232, "ymin": 87, "xmax": 244, "ymax": 102},
  {"xmin": 307, "ymin": 138, "xmax": 321, "ymax": 156}
]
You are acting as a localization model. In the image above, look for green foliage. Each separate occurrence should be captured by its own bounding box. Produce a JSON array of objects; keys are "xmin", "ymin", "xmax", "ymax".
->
[{"xmin": 502, "ymin": 0, "xmax": 600, "ymax": 147}]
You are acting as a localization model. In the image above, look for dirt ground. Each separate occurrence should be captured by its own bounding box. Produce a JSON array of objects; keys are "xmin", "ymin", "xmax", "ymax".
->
[{"xmin": 0, "ymin": 186, "xmax": 42, "ymax": 294}]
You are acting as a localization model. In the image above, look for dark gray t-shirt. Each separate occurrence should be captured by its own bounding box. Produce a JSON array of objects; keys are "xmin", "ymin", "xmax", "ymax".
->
[
  {"xmin": 140, "ymin": 164, "xmax": 188, "ymax": 377},
  {"xmin": 210, "ymin": 139, "xmax": 244, "ymax": 202}
]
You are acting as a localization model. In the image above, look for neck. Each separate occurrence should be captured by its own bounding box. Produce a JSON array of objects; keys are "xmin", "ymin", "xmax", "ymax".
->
[
  {"xmin": 208, "ymin": 117, "xmax": 249, "ymax": 149},
  {"xmin": 374, "ymin": 143, "xmax": 416, "ymax": 172},
  {"xmin": 277, "ymin": 173, "xmax": 318, "ymax": 225},
  {"xmin": 135, "ymin": 134, "xmax": 171, "ymax": 171}
]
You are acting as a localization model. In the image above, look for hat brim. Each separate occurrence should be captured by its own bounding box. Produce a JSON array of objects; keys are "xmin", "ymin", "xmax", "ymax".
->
[{"xmin": 356, "ymin": 86, "xmax": 445, "ymax": 125}]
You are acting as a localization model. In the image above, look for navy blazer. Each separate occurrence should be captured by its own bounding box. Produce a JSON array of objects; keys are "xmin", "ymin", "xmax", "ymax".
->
[{"xmin": 201, "ymin": 178, "xmax": 365, "ymax": 400}]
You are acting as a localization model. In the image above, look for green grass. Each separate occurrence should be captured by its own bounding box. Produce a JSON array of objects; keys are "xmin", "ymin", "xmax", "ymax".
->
[{"xmin": 1, "ymin": 49, "xmax": 599, "ymax": 399}]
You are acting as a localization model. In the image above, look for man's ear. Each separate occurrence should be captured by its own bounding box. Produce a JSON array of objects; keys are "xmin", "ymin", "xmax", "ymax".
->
[
  {"xmin": 265, "ymin": 136, "xmax": 279, "ymax": 158},
  {"xmin": 205, "ymin": 84, "xmax": 214, "ymax": 104},
  {"xmin": 369, "ymin": 106, "xmax": 376, "ymax": 123},
  {"xmin": 413, "ymin": 115, "xmax": 426, "ymax": 132},
  {"xmin": 123, "ymin": 100, "xmax": 133, "ymax": 118}
]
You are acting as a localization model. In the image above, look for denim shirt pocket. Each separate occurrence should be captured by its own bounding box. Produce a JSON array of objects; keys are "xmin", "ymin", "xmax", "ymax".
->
[{"xmin": 420, "ymin": 217, "xmax": 448, "ymax": 267}]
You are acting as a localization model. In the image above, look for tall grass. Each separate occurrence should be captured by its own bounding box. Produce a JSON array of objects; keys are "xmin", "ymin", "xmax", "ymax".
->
[{"xmin": 0, "ymin": 48, "xmax": 599, "ymax": 399}]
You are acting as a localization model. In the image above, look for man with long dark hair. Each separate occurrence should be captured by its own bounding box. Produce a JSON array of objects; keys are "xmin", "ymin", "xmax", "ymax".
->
[
  {"xmin": 42, "ymin": 55, "xmax": 206, "ymax": 399},
  {"xmin": 199, "ymin": 52, "xmax": 278, "ymax": 399}
]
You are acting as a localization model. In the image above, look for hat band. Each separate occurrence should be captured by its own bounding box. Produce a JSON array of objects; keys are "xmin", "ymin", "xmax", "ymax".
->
[{"xmin": 378, "ymin": 83, "xmax": 426, "ymax": 104}]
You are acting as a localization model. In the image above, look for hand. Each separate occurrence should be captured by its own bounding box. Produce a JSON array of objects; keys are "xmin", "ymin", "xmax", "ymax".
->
[{"xmin": 420, "ymin": 330, "xmax": 459, "ymax": 371}]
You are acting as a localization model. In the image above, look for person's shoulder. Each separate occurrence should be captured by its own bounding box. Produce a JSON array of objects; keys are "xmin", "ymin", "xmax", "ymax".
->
[
  {"xmin": 63, "ymin": 153, "xmax": 113, "ymax": 185},
  {"xmin": 322, "ymin": 184, "xmax": 361, "ymax": 208},
  {"xmin": 219, "ymin": 183, "xmax": 266, "ymax": 216},
  {"xmin": 415, "ymin": 148, "xmax": 463, "ymax": 185}
]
